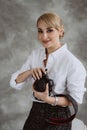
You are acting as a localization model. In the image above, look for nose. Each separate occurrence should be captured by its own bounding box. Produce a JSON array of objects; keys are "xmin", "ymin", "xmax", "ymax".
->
[{"xmin": 42, "ymin": 32, "xmax": 48, "ymax": 40}]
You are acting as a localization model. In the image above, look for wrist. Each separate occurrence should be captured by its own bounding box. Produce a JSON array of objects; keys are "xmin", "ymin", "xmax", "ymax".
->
[
  {"xmin": 51, "ymin": 97, "xmax": 59, "ymax": 106},
  {"xmin": 46, "ymin": 96, "xmax": 59, "ymax": 106},
  {"xmin": 29, "ymin": 69, "xmax": 33, "ymax": 78}
]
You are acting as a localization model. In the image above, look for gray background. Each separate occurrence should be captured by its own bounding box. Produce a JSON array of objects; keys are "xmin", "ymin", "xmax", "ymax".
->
[{"xmin": 0, "ymin": 0, "xmax": 87, "ymax": 130}]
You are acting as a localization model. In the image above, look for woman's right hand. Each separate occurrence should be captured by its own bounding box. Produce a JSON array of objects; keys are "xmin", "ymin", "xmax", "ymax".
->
[{"xmin": 30, "ymin": 68, "xmax": 46, "ymax": 80}]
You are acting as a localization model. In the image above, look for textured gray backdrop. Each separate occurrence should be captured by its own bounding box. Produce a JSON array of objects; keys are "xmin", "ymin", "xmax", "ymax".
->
[{"xmin": 0, "ymin": 0, "xmax": 87, "ymax": 130}]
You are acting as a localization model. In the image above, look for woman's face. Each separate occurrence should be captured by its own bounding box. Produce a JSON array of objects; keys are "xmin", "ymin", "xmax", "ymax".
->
[{"xmin": 37, "ymin": 21, "xmax": 61, "ymax": 53}]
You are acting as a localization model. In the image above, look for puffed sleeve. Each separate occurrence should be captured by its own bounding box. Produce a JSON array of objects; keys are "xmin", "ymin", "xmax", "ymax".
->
[
  {"xmin": 10, "ymin": 54, "xmax": 32, "ymax": 90},
  {"xmin": 67, "ymin": 59, "xmax": 86, "ymax": 104}
]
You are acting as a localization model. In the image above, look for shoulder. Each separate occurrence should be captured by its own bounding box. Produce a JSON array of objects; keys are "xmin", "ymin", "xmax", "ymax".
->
[
  {"xmin": 67, "ymin": 50, "xmax": 84, "ymax": 66},
  {"xmin": 66, "ymin": 49, "xmax": 86, "ymax": 74}
]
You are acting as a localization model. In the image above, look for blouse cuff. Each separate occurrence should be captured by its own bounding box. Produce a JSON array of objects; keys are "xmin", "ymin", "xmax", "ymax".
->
[
  {"xmin": 10, "ymin": 71, "xmax": 25, "ymax": 90},
  {"xmin": 69, "ymin": 88, "xmax": 86, "ymax": 104}
]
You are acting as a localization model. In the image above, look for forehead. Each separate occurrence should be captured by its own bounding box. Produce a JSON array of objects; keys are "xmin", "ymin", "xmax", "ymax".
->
[{"xmin": 37, "ymin": 20, "xmax": 54, "ymax": 29}]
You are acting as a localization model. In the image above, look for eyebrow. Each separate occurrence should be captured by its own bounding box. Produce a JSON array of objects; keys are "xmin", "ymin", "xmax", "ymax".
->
[
  {"xmin": 47, "ymin": 27, "xmax": 53, "ymax": 29},
  {"xmin": 38, "ymin": 27, "xmax": 53, "ymax": 30}
]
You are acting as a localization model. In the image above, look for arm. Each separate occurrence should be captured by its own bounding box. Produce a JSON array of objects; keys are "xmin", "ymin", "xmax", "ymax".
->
[
  {"xmin": 10, "ymin": 66, "xmax": 46, "ymax": 90},
  {"xmin": 66, "ymin": 58, "xmax": 86, "ymax": 104},
  {"xmin": 33, "ymin": 84, "xmax": 72, "ymax": 107},
  {"xmin": 33, "ymin": 60, "xmax": 86, "ymax": 106},
  {"xmin": 15, "ymin": 69, "xmax": 32, "ymax": 83},
  {"xmin": 46, "ymin": 95, "xmax": 72, "ymax": 106},
  {"xmin": 15, "ymin": 68, "xmax": 46, "ymax": 83},
  {"xmin": 10, "ymin": 55, "xmax": 32, "ymax": 89},
  {"xmin": 10, "ymin": 49, "xmax": 46, "ymax": 89}
]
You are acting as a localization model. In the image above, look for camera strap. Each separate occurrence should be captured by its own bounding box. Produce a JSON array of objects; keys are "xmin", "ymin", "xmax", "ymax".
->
[
  {"xmin": 43, "ymin": 48, "xmax": 48, "ymax": 68},
  {"xmin": 46, "ymin": 94, "xmax": 78, "ymax": 125}
]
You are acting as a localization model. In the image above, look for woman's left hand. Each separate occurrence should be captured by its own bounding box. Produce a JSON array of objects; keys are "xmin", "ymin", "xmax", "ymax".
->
[{"xmin": 32, "ymin": 83, "xmax": 49, "ymax": 102}]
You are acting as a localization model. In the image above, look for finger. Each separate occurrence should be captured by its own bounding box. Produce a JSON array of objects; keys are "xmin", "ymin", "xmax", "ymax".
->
[
  {"xmin": 34, "ymin": 68, "xmax": 44, "ymax": 79},
  {"xmin": 37, "ymin": 68, "xmax": 43, "ymax": 78},
  {"xmin": 46, "ymin": 83, "xmax": 49, "ymax": 94},
  {"xmin": 41, "ymin": 68, "xmax": 46, "ymax": 74},
  {"xmin": 32, "ymin": 73, "xmax": 36, "ymax": 80},
  {"xmin": 31, "ymin": 69, "xmax": 37, "ymax": 80},
  {"xmin": 33, "ymin": 68, "xmax": 40, "ymax": 79}
]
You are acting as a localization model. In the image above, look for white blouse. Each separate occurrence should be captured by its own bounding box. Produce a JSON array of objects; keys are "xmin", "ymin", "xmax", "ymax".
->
[{"xmin": 10, "ymin": 44, "xmax": 86, "ymax": 103}]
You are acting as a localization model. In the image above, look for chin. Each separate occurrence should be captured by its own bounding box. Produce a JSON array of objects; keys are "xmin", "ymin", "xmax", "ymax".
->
[{"xmin": 42, "ymin": 43, "xmax": 51, "ymax": 48}]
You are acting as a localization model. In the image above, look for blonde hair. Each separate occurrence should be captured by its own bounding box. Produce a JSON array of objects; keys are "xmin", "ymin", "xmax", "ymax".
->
[{"xmin": 37, "ymin": 13, "xmax": 64, "ymax": 39}]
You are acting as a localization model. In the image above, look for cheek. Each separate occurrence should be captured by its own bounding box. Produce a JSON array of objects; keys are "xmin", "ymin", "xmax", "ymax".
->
[
  {"xmin": 53, "ymin": 33, "xmax": 59, "ymax": 39},
  {"xmin": 37, "ymin": 34, "xmax": 41, "ymax": 41},
  {"xmin": 51, "ymin": 34, "xmax": 58, "ymax": 40}
]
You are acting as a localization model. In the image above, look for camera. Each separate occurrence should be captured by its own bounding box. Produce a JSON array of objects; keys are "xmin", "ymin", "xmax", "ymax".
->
[{"xmin": 33, "ymin": 71, "xmax": 54, "ymax": 94}]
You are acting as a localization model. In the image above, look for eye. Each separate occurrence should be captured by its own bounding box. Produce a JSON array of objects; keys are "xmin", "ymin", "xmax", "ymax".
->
[
  {"xmin": 38, "ymin": 29, "xmax": 43, "ymax": 33},
  {"xmin": 47, "ymin": 29, "xmax": 53, "ymax": 33}
]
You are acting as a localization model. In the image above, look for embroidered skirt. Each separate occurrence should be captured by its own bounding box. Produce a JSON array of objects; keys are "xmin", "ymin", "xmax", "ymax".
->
[{"xmin": 23, "ymin": 102, "xmax": 72, "ymax": 130}]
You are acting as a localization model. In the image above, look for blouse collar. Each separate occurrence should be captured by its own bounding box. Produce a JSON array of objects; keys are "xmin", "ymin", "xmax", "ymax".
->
[{"xmin": 41, "ymin": 43, "xmax": 68, "ymax": 60}]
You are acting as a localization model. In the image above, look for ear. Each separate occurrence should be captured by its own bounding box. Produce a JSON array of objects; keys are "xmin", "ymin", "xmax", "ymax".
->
[{"xmin": 59, "ymin": 25, "xmax": 64, "ymax": 38}]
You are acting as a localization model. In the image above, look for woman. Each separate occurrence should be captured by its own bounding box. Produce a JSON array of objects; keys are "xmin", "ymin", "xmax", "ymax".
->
[{"xmin": 10, "ymin": 12, "xmax": 86, "ymax": 130}]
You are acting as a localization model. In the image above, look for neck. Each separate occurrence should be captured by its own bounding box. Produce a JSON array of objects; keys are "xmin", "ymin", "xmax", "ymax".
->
[{"xmin": 47, "ymin": 44, "xmax": 61, "ymax": 54}]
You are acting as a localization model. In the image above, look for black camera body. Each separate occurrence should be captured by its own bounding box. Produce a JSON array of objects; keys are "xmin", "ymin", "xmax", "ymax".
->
[{"xmin": 33, "ymin": 72, "xmax": 54, "ymax": 94}]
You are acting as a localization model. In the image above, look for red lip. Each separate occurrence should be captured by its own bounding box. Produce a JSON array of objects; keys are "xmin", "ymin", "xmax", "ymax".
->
[{"xmin": 42, "ymin": 40, "xmax": 50, "ymax": 44}]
